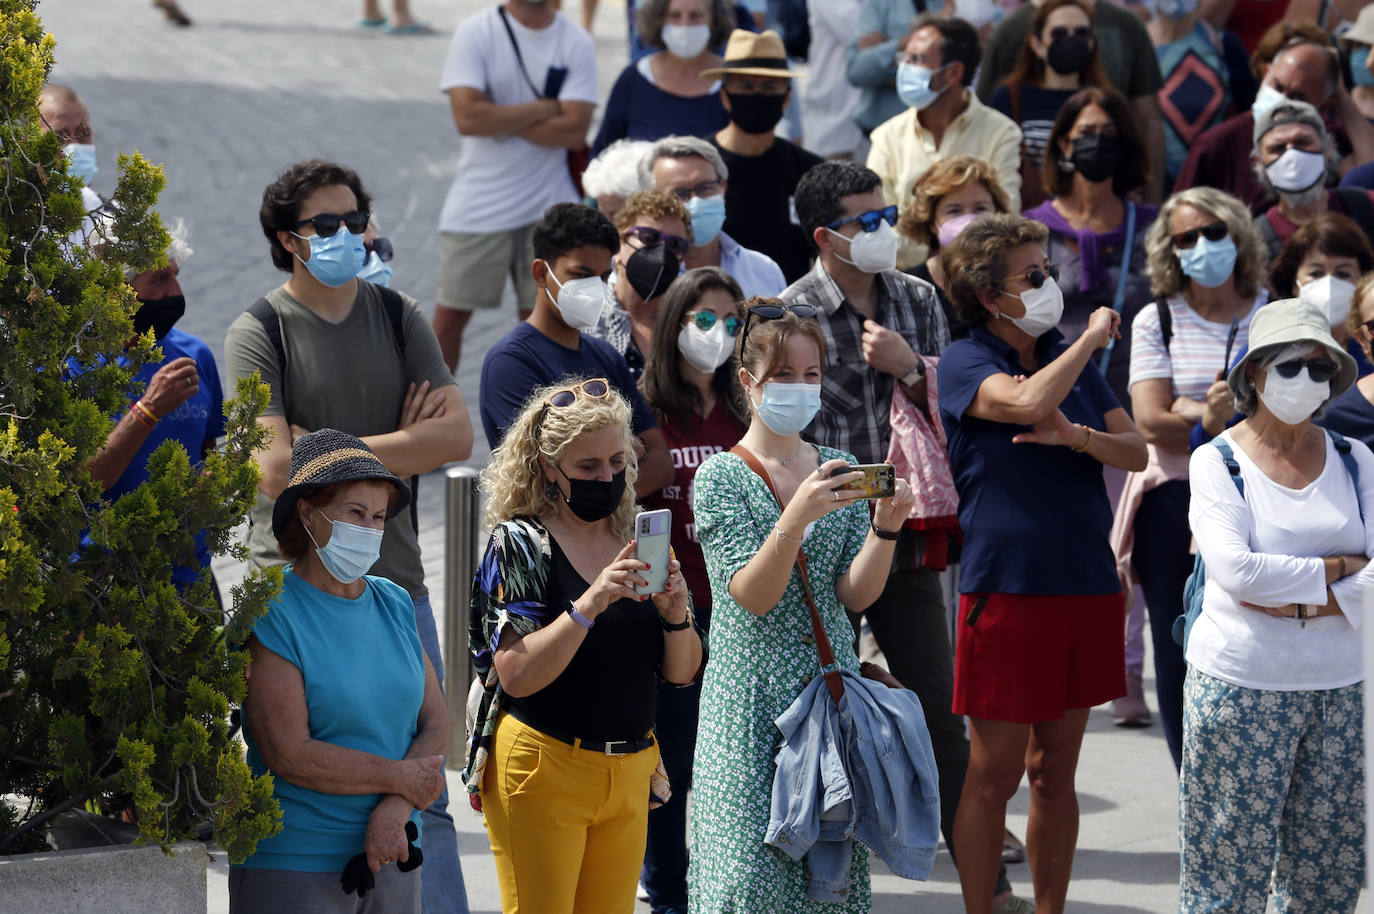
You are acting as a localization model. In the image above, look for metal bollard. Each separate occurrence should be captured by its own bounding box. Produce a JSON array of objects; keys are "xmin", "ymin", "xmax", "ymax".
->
[{"xmin": 444, "ymin": 466, "xmax": 481, "ymax": 769}]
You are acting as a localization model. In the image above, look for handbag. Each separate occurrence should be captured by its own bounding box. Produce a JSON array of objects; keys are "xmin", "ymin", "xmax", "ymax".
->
[
  {"xmin": 730, "ymin": 444, "xmax": 906, "ymax": 702},
  {"xmin": 496, "ymin": 7, "xmax": 592, "ymax": 197}
]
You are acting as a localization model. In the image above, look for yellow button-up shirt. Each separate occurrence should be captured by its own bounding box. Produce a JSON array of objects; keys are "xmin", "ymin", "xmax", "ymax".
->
[{"xmin": 866, "ymin": 91, "xmax": 1023, "ymax": 269}]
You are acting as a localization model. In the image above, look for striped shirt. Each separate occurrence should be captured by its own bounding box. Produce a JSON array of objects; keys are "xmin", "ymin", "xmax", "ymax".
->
[
  {"xmin": 782, "ymin": 260, "xmax": 950, "ymax": 465},
  {"xmin": 1128, "ymin": 293, "xmax": 1265, "ymax": 402}
]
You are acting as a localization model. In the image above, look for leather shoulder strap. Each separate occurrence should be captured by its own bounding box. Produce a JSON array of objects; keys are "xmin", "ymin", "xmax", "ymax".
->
[{"xmin": 730, "ymin": 443, "xmax": 845, "ymax": 704}]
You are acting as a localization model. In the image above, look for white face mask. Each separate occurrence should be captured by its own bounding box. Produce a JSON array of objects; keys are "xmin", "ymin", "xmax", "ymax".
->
[
  {"xmin": 678, "ymin": 320, "xmax": 733, "ymax": 373},
  {"xmin": 826, "ymin": 221, "xmax": 899, "ymax": 274},
  {"xmin": 1298, "ymin": 275, "xmax": 1356, "ymax": 327},
  {"xmin": 1251, "ymin": 83, "xmax": 1287, "ymax": 118},
  {"xmin": 543, "ymin": 260, "xmax": 607, "ymax": 331},
  {"xmin": 1001, "ymin": 277, "xmax": 1065, "ymax": 338},
  {"xmin": 1264, "ymin": 147, "xmax": 1326, "ymax": 194},
  {"xmin": 661, "ymin": 23, "xmax": 711, "ymax": 59},
  {"xmin": 1258, "ymin": 364, "xmax": 1330, "ymax": 425}
]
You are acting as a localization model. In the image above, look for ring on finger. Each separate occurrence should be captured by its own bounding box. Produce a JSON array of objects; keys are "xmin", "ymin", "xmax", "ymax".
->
[{"xmin": 833, "ymin": 490, "xmax": 839, "ymax": 502}]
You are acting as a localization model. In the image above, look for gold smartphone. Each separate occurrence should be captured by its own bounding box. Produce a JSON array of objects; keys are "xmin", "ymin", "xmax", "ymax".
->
[{"xmin": 828, "ymin": 463, "xmax": 897, "ymax": 499}]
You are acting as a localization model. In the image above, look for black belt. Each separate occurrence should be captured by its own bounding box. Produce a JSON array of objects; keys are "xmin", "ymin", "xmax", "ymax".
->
[{"xmin": 506, "ymin": 706, "xmax": 655, "ymax": 756}]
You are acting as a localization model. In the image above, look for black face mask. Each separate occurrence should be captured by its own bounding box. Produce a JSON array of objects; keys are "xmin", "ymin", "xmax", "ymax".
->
[
  {"xmin": 132, "ymin": 294, "xmax": 186, "ymax": 340},
  {"xmin": 1069, "ymin": 132, "xmax": 1122, "ymax": 184},
  {"xmin": 1046, "ymin": 34, "xmax": 1093, "ymax": 76},
  {"xmin": 624, "ymin": 244, "xmax": 680, "ymax": 302},
  {"xmin": 726, "ymin": 91, "xmax": 788, "ymax": 135},
  {"xmin": 556, "ymin": 465, "xmax": 628, "ymax": 523}
]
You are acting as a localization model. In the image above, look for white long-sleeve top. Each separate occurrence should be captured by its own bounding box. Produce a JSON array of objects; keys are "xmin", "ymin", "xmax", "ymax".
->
[{"xmin": 1186, "ymin": 429, "xmax": 1374, "ymax": 690}]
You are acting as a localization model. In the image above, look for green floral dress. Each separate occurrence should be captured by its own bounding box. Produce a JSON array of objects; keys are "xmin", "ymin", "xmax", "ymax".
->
[{"xmin": 688, "ymin": 446, "xmax": 871, "ymax": 913}]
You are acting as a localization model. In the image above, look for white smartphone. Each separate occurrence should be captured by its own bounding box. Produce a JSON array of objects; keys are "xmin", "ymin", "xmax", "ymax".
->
[{"xmin": 634, "ymin": 509, "xmax": 672, "ymax": 596}]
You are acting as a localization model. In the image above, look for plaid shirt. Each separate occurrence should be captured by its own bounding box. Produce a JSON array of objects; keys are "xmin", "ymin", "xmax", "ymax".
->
[{"xmin": 781, "ymin": 260, "xmax": 950, "ymax": 464}]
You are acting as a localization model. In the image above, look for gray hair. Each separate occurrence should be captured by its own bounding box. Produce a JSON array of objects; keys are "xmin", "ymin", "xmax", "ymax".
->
[
  {"xmin": 582, "ymin": 139, "xmax": 653, "ymax": 200},
  {"xmin": 640, "ymin": 135, "xmax": 730, "ymax": 189},
  {"xmin": 122, "ymin": 217, "xmax": 193, "ymax": 280},
  {"xmin": 1233, "ymin": 342, "xmax": 1334, "ymax": 417}
]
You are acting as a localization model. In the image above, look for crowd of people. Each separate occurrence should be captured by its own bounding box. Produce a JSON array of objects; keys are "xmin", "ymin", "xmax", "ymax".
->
[{"xmin": 65, "ymin": 0, "xmax": 1374, "ymax": 912}]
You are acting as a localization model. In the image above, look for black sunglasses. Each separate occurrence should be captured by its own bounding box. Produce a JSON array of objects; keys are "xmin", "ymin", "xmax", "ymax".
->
[
  {"xmin": 625, "ymin": 225, "xmax": 692, "ymax": 258},
  {"xmin": 1271, "ymin": 358, "xmax": 1338, "ymax": 384},
  {"xmin": 292, "ymin": 210, "xmax": 370, "ymax": 238},
  {"xmin": 826, "ymin": 205, "xmax": 899, "ymax": 233},
  {"xmin": 367, "ymin": 236, "xmax": 394, "ymax": 262},
  {"xmin": 1000, "ymin": 262, "xmax": 1060, "ymax": 290},
  {"xmin": 740, "ymin": 303, "xmax": 819, "ymax": 346},
  {"xmin": 1362, "ymin": 316, "xmax": 1374, "ymax": 336},
  {"xmin": 1172, "ymin": 221, "xmax": 1229, "ymax": 250},
  {"xmin": 1048, "ymin": 25, "xmax": 1092, "ymax": 40}
]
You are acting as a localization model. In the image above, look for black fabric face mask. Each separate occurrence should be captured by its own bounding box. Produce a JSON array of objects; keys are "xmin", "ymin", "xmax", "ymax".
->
[
  {"xmin": 556, "ymin": 465, "xmax": 628, "ymax": 523},
  {"xmin": 1046, "ymin": 34, "xmax": 1093, "ymax": 75},
  {"xmin": 726, "ymin": 91, "xmax": 788, "ymax": 135},
  {"xmin": 625, "ymin": 244, "xmax": 680, "ymax": 302},
  {"xmin": 1069, "ymin": 133, "xmax": 1123, "ymax": 184},
  {"xmin": 132, "ymin": 294, "xmax": 186, "ymax": 340}
]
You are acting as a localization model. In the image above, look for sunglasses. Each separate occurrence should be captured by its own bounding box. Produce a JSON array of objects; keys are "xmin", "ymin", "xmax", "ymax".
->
[
  {"xmin": 1271, "ymin": 358, "xmax": 1338, "ymax": 384},
  {"xmin": 292, "ymin": 210, "xmax": 370, "ymax": 238},
  {"xmin": 545, "ymin": 378, "xmax": 612, "ymax": 409},
  {"xmin": 1000, "ymin": 262, "xmax": 1060, "ymax": 290},
  {"xmin": 686, "ymin": 310, "xmax": 743, "ymax": 336},
  {"xmin": 367, "ymin": 236, "xmax": 394, "ymax": 262},
  {"xmin": 1172, "ymin": 221, "xmax": 1229, "ymax": 250},
  {"xmin": 740, "ymin": 303, "xmax": 819, "ymax": 346},
  {"xmin": 626, "ymin": 225, "xmax": 692, "ymax": 258},
  {"xmin": 1048, "ymin": 25, "xmax": 1092, "ymax": 40},
  {"xmin": 1362, "ymin": 317, "xmax": 1374, "ymax": 336},
  {"xmin": 826, "ymin": 205, "xmax": 899, "ymax": 233}
]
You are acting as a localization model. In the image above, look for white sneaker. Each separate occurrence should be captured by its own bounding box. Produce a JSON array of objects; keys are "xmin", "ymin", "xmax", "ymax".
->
[{"xmin": 637, "ymin": 881, "xmax": 650, "ymax": 902}]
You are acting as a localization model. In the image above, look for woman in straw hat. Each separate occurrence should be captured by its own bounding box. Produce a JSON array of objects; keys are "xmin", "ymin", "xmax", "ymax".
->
[
  {"xmin": 465, "ymin": 377, "xmax": 702, "ymax": 914},
  {"xmin": 1180, "ymin": 298, "xmax": 1373, "ymax": 912},
  {"xmin": 231, "ymin": 429, "xmax": 445, "ymax": 912}
]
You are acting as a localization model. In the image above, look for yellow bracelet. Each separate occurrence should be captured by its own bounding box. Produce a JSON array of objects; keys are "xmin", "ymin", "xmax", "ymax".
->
[
  {"xmin": 130, "ymin": 400, "xmax": 158, "ymax": 429},
  {"xmin": 1071, "ymin": 424, "xmax": 1094, "ymax": 453}
]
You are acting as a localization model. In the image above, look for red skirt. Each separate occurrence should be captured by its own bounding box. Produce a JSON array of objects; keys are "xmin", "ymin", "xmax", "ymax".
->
[{"xmin": 953, "ymin": 592, "xmax": 1126, "ymax": 724}]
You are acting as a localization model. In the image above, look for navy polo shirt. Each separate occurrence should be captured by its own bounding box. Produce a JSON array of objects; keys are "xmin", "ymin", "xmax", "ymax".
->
[
  {"xmin": 938, "ymin": 326, "xmax": 1122, "ymax": 596},
  {"xmin": 1317, "ymin": 384, "xmax": 1374, "ymax": 452}
]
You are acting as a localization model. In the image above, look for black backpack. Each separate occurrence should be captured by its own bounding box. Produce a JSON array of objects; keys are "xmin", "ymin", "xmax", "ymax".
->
[{"xmin": 247, "ymin": 283, "xmax": 420, "ymax": 534}]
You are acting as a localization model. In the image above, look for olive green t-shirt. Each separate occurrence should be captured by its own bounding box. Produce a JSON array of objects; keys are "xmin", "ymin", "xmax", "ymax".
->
[{"xmin": 223, "ymin": 282, "xmax": 453, "ymax": 599}]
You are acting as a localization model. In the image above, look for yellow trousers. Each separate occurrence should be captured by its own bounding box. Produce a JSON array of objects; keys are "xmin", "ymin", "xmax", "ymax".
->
[{"xmin": 482, "ymin": 712, "xmax": 660, "ymax": 914}]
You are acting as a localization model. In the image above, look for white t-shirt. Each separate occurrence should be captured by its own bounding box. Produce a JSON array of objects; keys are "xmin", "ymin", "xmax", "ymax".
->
[
  {"xmin": 1186, "ymin": 430, "xmax": 1373, "ymax": 690},
  {"xmin": 1127, "ymin": 293, "xmax": 1265, "ymax": 401},
  {"xmin": 438, "ymin": 8, "xmax": 597, "ymax": 234}
]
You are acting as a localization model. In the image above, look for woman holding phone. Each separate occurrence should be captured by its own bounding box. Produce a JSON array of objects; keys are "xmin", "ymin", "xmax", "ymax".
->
[
  {"xmin": 635, "ymin": 266, "xmax": 748, "ymax": 913},
  {"xmin": 689, "ymin": 302, "xmax": 916, "ymax": 912},
  {"xmin": 464, "ymin": 378, "xmax": 703, "ymax": 914}
]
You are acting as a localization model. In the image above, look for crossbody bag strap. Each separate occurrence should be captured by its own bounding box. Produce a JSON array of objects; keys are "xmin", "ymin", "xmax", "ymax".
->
[
  {"xmin": 496, "ymin": 6, "xmax": 546, "ymax": 100},
  {"xmin": 1098, "ymin": 201, "xmax": 1138, "ymax": 374},
  {"xmin": 730, "ymin": 444, "xmax": 846, "ymax": 705}
]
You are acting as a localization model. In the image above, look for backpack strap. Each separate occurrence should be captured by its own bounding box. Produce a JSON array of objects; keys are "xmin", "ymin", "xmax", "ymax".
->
[
  {"xmin": 1257, "ymin": 209, "xmax": 1282, "ymax": 255},
  {"xmin": 1211, "ymin": 438, "xmax": 1244, "ymax": 498},
  {"xmin": 1156, "ymin": 296, "xmax": 1173, "ymax": 352},
  {"xmin": 1326, "ymin": 429, "xmax": 1364, "ymax": 522},
  {"xmin": 248, "ymin": 297, "xmax": 287, "ymax": 382},
  {"xmin": 372, "ymin": 283, "xmax": 420, "ymax": 536}
]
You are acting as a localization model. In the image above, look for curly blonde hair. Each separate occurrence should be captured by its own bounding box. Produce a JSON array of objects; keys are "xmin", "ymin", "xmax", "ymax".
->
[
  {"xmin": 898, "ymin": 155, "xmax": 1012, "ymax": 249},
  {"xmin": 481, "ymin": 378, "xmax": 640, "ymax": 540},
  {"xmin": 614, "ymin": 189, "xmax": 694, "ymax": 244},
  {"xmin": 1144, "ymin": 187, "xmax": 1268, "ymax": 300}
]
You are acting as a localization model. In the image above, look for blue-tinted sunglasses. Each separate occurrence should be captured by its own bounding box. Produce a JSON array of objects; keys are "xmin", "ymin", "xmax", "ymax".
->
[{"xmin": 825, "ymin": 205, "xmax": 898, "ymax": 233}]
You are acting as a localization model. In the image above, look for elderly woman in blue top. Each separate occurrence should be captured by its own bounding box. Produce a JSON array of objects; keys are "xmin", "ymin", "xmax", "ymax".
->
[
  {"xmin": 936, "ymin": 214, "xmax": 1147, "ymax": 914},
  {"xmin": 1181, "ymin": 298, "xmax": 1372, "ymax": 913},
  {"xmin": 230, "ymin": 429, "xmax": 447, "ymax": 913}
]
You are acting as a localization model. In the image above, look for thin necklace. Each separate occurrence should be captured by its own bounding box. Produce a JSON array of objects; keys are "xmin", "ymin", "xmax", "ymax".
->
[{"xmin": 764, "ymin": 440, "xmax": 808, "ymax": 468}]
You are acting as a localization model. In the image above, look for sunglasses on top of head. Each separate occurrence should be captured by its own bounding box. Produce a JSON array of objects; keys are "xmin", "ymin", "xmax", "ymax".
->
[
  {"xmin": 1000, "ymin": 262, "xmax": 1060, "ymax": 290},
  {"xmin": 292, "ymin": 210, "xmax": 370, "ymax": 238},
  {"xmin": 740, "ymin": 303, "xmax": 819, "ymax": 345},
  {"xmin": 625, "ymin": 225, "xmax": 692, "ymax": 258},
  {"xmin": 1270, "ymin": 357, "xmax": 1337, "ymax": 383},
  {"xmin": 825, "ymin": 205, "xmax": 899, "ymax": 233},
  {"xmin": 686, "ymin": 310, "xmax": 743, "ymax": 336},
  {"xmin": 1172, "ymin": 221, "xmax": 1228, "ymax": 250}
]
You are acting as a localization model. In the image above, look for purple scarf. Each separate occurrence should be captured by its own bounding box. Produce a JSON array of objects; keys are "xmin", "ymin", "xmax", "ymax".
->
[{"xmin": 1024, "ymin": 199, "xmax": 1159, "ymax": 295}]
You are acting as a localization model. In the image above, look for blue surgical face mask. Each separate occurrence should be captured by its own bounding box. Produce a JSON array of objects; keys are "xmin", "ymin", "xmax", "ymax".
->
[
  {"xmin": 896, "ymin": 62, "xmax": 948, "ymax": 111},
  {"xmin": 293, "ymin": 227, "xmax": 367, "ymax": 288},
  {"xmin": 686, "ymin": 194, "xmax": 726, "ymax": 246},
  {"xmin": 1177, "ymin": 235, "xmax": 1237, "ymax": 289},
  {"xmin": 63, "ymin": 142, "xmax": 97, "ymax": 184},
  {"xmin": 305, "ymin": 510, "xmax": 384, "ymax": 584},
  {"xmin": 357, "ymin": 250, "xmax": 394, "ymax": 287},
  {"xmin": 1352, "ymin": 46, "xmax": 1374, "ymax": 89},
  {"xmin": 1251, "ymin": 83, "xmax": 1287, "ymax": 118},
  {"xmin": 1154, "ymin": 0, "xmax": 1198, "ymax": 19},
  {"xmin": 749, "ymin": 372, "xmax": 823, "ymax": 436}
]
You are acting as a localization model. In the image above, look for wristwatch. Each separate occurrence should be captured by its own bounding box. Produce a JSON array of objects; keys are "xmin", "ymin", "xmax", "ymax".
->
[{"xmin": 900, "ymin": 362, "xmax": 925, "ymax": 388}]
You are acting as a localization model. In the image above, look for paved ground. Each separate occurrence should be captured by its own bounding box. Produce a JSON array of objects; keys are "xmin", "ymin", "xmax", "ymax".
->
[{"xmin": 36, "ymin": 1, "xmax": 1365, "ymax": 912}]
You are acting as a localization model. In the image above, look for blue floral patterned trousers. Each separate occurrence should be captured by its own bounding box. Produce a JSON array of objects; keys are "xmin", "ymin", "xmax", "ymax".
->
[{"xmin": 1179, "ymin": 668, "xmax": 1365, "ymax": 913}]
